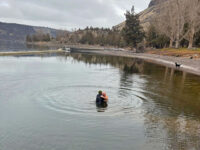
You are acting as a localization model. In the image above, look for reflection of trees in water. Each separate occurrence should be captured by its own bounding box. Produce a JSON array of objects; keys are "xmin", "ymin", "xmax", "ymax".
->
[
  {"xmin": 65, "ymin": 53, "xmax": 146, "ymax": 97},
  {"xmin": 143, "ymin": 66, "xmax": 200, "ymax": 149},
  {"xmin": 61, "ymin": 53, "xmax": 200, "ymax": 149},
  {"xmin": 119, "ymin": 59, "xmax": 145, "ymax": 97},
  {"xmin": 64, "ymin": 54, "xmax": 200, "ymax": 117},
  {"xmin": 64, "ymin": 53, "xmax": 145, "ymax": 73},
  {"xmin": 142, "ymin": 64, "xmax": 200, "ymax": 117},
  {"xmin": 118, "ymin": 72, "xmax": 133, "ymax": 98}
]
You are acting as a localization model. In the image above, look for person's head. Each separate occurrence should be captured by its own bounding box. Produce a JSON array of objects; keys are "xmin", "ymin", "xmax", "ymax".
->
[
  {"xmin": 102, "ymin": 92, "xmax": 106, "ymax": 96},
  {"xmin": 98, "ymin": 90, "xmax": 102, "ymax": 95}
]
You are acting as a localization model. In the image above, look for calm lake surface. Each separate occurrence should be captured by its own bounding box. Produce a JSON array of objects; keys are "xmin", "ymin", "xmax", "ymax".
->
[{"xmin": 0, "ymin": 53, "xmax": 200, "ymax": 150}]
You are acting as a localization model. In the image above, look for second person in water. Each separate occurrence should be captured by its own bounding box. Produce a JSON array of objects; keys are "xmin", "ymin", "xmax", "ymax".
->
[
  {"xmin": 101, "ymin": 92, "xmax": 108, "ymax": 102},
  {"xmin": 96, "ymin": 90, "xmax": 108, "ymax": 104}
]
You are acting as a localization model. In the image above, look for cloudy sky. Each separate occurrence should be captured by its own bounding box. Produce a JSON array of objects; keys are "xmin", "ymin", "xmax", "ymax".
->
[{"xmin": 0, "ymin": 0, "xmax": 150, "ymax": 30}]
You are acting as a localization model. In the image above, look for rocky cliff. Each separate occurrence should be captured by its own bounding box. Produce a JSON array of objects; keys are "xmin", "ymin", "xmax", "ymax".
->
[{"xmin": 114, "ymin": 0, "xmax": 168, "ymax": 31}]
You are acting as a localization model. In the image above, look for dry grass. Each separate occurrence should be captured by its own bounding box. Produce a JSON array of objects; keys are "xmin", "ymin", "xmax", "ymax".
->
[{"xmin": 147, "ymin": 48, "xmax": 200, "ymax": 58}]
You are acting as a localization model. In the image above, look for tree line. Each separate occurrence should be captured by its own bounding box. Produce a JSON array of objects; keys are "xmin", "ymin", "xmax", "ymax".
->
[
  {"xmin": 151, "ymin": 0, "xmax": 200, "ymax": 49},
  {"xmin": 55, "ymin": 27, "xmax": 125, "ymax": 47},
  {"xmin": 123, "ymin": 0, "xmax": 200, "ymax": 49},
  {"xmin": 26, "ymin": 0, "xmax": 200, "ymax": 50},
  {"xmin": 26, "ymin": 33, "xmax": 51, "ymax": 42}
]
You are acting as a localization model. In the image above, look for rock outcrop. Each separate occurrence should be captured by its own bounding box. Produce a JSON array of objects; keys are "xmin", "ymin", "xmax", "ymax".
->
[
  {"xmin": 114, "ymin": 0, "xmax": 168, "ymax": 31},
  {"xmin": 148, "ymin": 0, "xmax": 166, "ymax": 7}
]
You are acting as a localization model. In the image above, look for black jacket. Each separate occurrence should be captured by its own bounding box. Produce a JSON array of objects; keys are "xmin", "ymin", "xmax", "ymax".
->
[{"xmin": 96, "ymin": 94, "xmax": 104, "ymax": 103}]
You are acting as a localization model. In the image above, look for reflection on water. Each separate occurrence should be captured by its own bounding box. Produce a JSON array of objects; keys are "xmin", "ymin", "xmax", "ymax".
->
[
  {"xmin": 65, "ymin": 53, "xmax": 200, "ymax": 149},
  {"xmin": 96, "ymin": 102, "xmax": 108, "ymax": 112},
  {"xmin": 0, "ymin": 53, "xmax": 200, "ymax": 150},
  {"xmin": 66, "ymin": 53, "xmax": 200, "ymax": 114}
]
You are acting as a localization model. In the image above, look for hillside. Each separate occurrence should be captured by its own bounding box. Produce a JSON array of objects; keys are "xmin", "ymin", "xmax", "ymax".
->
[
  {"xmin": 0, "ymin": 22, "xmax": 61, "ymax": 43},
  {"xmin": 114, "ymin": 0, "xmax": 168, "ymax": 31}
]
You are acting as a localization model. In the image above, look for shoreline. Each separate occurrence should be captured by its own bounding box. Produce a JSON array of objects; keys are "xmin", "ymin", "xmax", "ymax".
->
[
  {"xmin": 80, "ymin": 49, "xmax": 200, "ymax": 76},
  {"xmin": 0, "ymin": 49, "xmax": 65, "ymax": 56},
  {"xmin": 0, "ymin": 48, "xmax": 200, "ymax": 76}
]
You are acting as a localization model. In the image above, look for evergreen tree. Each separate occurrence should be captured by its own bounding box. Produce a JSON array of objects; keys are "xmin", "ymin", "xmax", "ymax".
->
[
  {"xmin": 122, "ymin": 6, "xmax": 145, "ymax": 48},
  {"xmin": 146, "ymin": 25, "xmax": 169, "ymax": 48},
  {"xmin": 44, "ymin": 33, "xmax": 51, "ymax": 41},
  {"xmin": 26, "ymin": 34, "xmax": 32, "ymax": 42}
]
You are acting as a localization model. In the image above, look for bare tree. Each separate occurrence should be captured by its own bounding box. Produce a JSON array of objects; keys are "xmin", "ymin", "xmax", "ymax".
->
[
  {"xmin": 174, "ymin": 0, "xmax": 187, "ymax": 48},
  {"xmin": 154, "ymin": 0, "xmax": 187, "ymax": 48},
  {"xmin": 153, "ymin": 0, "xmax": 176, "ymax": 48},
  {"xmin": 184, "ymin": 0, "xmax": 200, "ymax": 48}
]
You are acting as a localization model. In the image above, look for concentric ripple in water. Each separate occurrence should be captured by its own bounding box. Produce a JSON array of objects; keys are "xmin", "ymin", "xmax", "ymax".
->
[
  {"xmin": 1, "ymin": 55, "xmax": 200, "ymax": 150},
  {"xmin": 35, "ymin": 84, "xmax": 145, "ymax": 116}
]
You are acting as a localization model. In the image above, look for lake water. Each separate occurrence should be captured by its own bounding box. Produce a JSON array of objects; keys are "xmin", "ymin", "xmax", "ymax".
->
[{"xmin": 0, "ymin": 53, "xmax": 200, "ymax": 150}]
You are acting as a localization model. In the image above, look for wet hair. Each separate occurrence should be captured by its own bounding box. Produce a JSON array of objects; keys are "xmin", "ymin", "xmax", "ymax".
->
[{"xmin": 98, "ymin": 90, "xmax": 102, "ymax": 95}]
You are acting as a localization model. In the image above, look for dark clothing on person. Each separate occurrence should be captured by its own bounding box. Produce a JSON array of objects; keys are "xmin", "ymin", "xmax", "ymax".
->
[
  {"xmin": 96, "ymin": 94, "xmax": 104, "ymax": 104},
  {"xmin": 96, "ymin": 93, "xmax": 108, "ymax": 109},
  {"xmin": 96, "ymin": 101, "xmax": 108, "ymax": 108},
  {"xmin": 96, "ymin": 102, "xmax": 108, "ymax": 108}
]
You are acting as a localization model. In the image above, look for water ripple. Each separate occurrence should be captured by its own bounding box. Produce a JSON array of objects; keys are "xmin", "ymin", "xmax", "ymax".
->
[{"xmin": 34, "ymin": 85, "xmax": 147, "ymax": 116}]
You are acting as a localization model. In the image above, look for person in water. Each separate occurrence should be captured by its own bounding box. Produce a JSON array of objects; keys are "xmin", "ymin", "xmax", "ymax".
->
[
  {"xmin": 96, "ymin": 90, "xmax": 108, "ymax": 108},
  {"xmin": 96, "ymin": 91, "xmax": 103, "ymax": 103},
  {"xmin": 96, "ymin": 91, "xmax": 108, "ymax": 103},
  {"xmin": 101, "ymin": 92, "xmax": 108, "ymax": 102}
]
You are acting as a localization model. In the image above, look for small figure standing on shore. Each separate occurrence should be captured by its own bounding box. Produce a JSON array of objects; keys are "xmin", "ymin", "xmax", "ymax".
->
[{"xmin": 175, "ymin": 62, "xmax": 181, "ymax": 68}]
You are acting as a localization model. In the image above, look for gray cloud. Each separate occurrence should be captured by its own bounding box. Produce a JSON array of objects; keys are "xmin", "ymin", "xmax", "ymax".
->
[{"xmin": 0, "ymin": 0, "xmax": 150, "ymax": 30}]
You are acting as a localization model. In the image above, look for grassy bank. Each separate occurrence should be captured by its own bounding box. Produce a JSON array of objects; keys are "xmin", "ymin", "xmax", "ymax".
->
[{"xmin": 147, "ymin": 48, "xmax": 200, "ymax": 58}]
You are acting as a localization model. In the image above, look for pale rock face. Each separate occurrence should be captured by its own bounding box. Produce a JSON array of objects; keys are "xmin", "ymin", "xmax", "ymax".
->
[{"xmin": 148, "ymin": 0, "xmax": 167, "ymax": 8}]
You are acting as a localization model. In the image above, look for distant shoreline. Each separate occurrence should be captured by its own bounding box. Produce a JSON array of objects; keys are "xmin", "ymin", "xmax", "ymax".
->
[
  {"xmin": 0, "ymin": 49, "xmax": 64, "ymax": 56},
  {"xmin": 72, "ymin": 49, "xmax": 200, "ymax": 76}
]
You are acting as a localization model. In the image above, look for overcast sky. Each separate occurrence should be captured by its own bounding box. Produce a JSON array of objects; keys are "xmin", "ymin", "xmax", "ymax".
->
[{"xmin": 0, "ymin": 0, "xmax": 150, "ymax": 30}]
